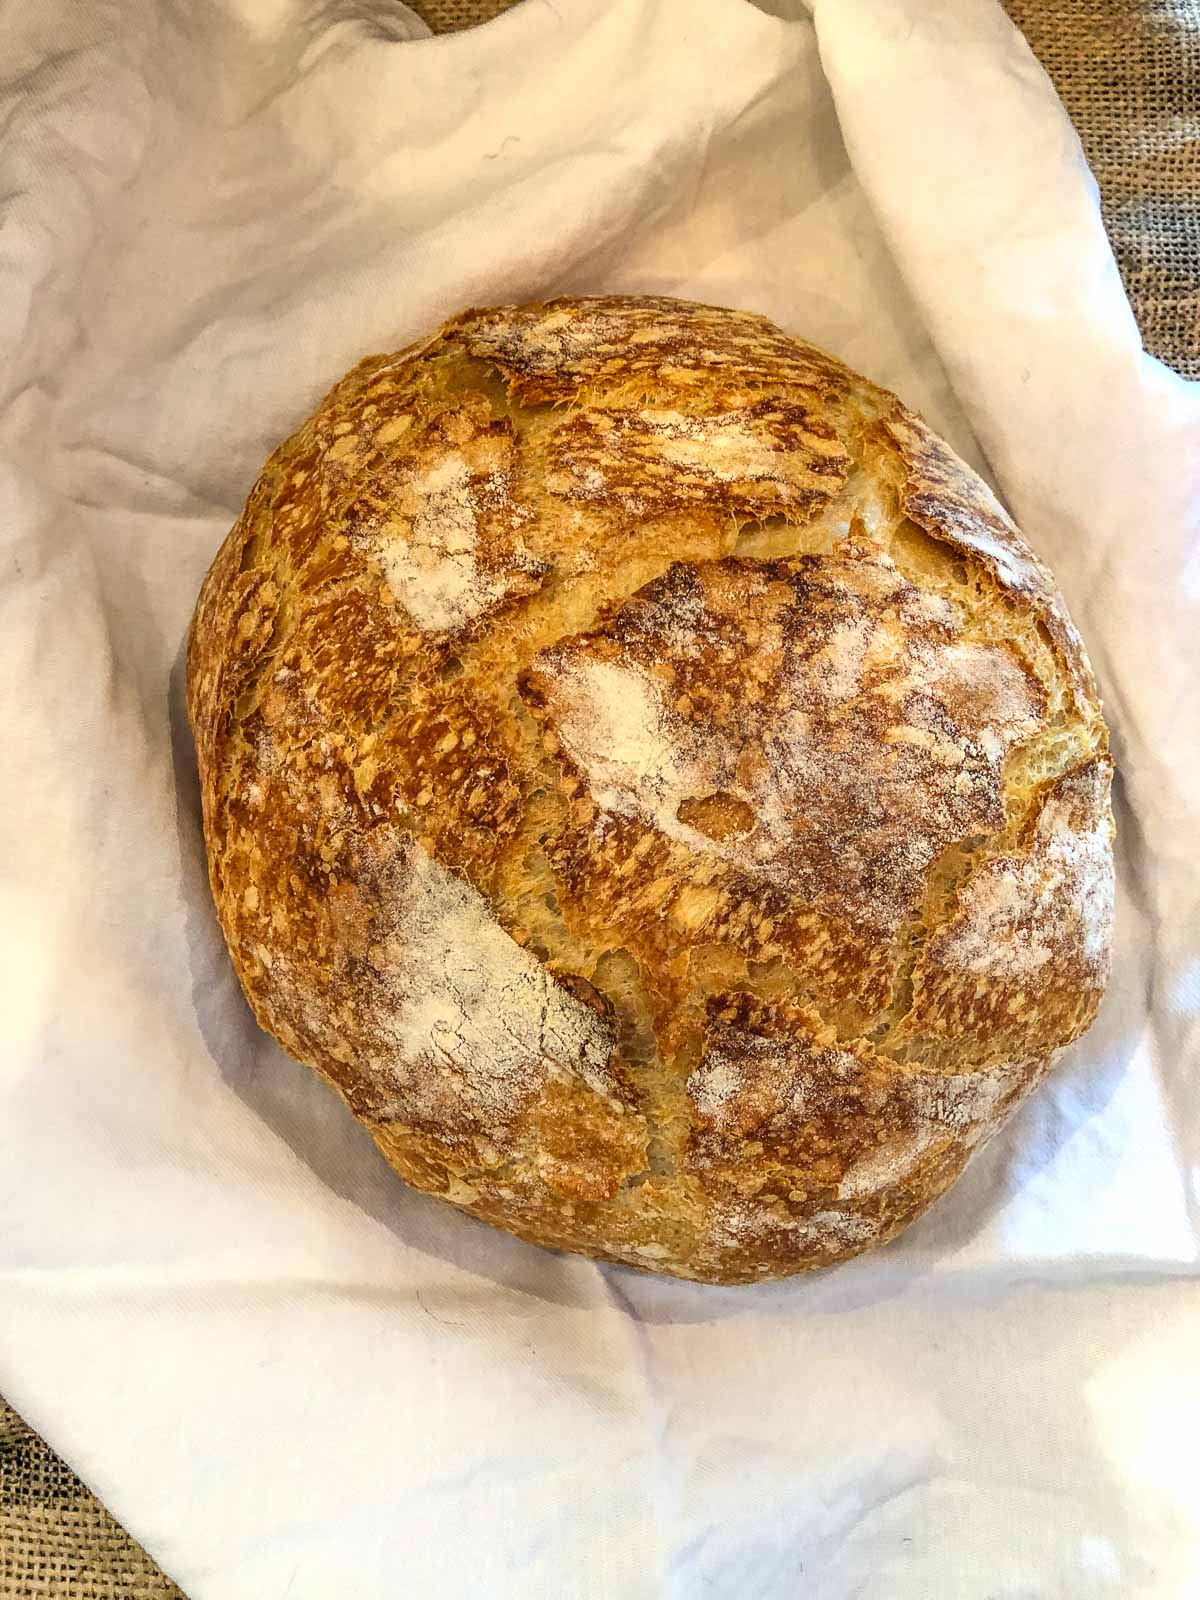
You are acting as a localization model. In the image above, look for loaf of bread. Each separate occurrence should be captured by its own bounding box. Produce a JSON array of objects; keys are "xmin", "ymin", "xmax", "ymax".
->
[{"xmin": 188, "ymin": 295, "xmax": 1114, "ymax": 1284}]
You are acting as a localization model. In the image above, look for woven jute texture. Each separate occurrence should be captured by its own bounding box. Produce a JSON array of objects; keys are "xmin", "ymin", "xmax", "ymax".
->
[
  {"xmin": 2, "ymin": 3, "xmax": 1196, "ymax": 1596},
  {"xmin": 0, "ymin": 1407, "xmax": 183, "ymax": 1599},
  {"xmin": 412, "ymin": 0, "xmax": 517, "ymax": 25},
  {"xmin": 1005, "ymin": 0, "xmax": 1200, "ymax": 379}
]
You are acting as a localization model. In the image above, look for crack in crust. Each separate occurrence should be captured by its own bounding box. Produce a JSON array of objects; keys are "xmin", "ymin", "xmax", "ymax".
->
[
  {"xmin": 906, "ymin": 756, "xmax": 1114, "ymax": 1051},
  {"xmin": 880, "ymin": 406, "xmax": 1098, "ymax": 707},
  {"xmin": 682, "ymin": 991, "xmax": 1038, "ymax": 1279},
  {"xmin": 188, "ymin": 293, "xmax": 1114, "ymax": 1285}
]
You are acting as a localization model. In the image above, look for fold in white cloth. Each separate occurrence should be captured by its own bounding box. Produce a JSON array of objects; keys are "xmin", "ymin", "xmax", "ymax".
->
[{"xmin": 1, "ymin": 1, "xmax": 1196, "ymax": 1595}]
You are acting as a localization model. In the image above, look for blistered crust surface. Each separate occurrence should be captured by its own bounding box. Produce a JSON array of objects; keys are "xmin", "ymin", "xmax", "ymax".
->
[
  {"xmin": 462, "ymin": 295, "xmax": 856, "ymax": 405},
  {"xmin": 189, "ymin": 294, "xmax": 1113, "ymax": 1285},
  {"xmin": 522, "ymin": 545, "xmax": 1045, "ymax": 940},
  {"xmin": 543, "ymin": 401, "xmax": 849, "ymax": 522},
  {"xmin": 906, "ymin": 756, "xmax": 1114, "ymax": 1052},
  {"xmin": 880, "ymin": 406, "xmax": 1097, "ymax": 704}
]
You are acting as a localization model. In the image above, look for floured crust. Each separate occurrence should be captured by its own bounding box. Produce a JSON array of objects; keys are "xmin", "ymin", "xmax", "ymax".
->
[
  {"xmin": 544, "ymin": 400, "xmax": 849, "ymax": 521},
  {"xmin": 188, "ymin": 294, "xmax": 1113, "ymax": 1284},
  {"xmin": 521, "ymin": 544, "xmax": 1045, "ymax": 944},
  {"xmin": 879, "ymin": 407, "xmax": 1098, "ymax": 705},
  {"xmin": 906, "ymin": 755, "xmax": 1114, "ymax": 1053},
  {"xmin": 682, "ymin": 992, "xmax": 1039, "ymax": 1276},
  {"xmin": 461, "ymin": 295, "xmax": 855, "ymax": 406}
]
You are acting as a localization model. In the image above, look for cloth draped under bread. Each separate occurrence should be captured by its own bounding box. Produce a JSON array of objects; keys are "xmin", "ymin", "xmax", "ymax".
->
[{"xmin": 1, "ymin": 1, "xmax": 1197, "ymax": 1597}]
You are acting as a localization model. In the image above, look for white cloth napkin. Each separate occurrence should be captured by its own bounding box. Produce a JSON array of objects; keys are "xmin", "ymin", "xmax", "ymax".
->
[{"xmin": 2, "ymin": 0, "xmax": 1197, "ymax": 1594}]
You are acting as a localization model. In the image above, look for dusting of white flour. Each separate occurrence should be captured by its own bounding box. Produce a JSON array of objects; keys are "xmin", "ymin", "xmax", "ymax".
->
[
  {"xmin": 934, "ymin": 772, "xmax": 1114, "ymax": 980},
  {"xmin": 370, "ymin": 836, "xmax": 618, "ymax": 1128},
  {"xmin": 642, "ymin": 408, "xmax": 809, "ymax": 483},
  {"xmin": 537, "ymin": 546, "xmax": 1045, "ymax": 930},
  {"xmin": 363, "ymin": 446, "xmax": 542, "ymax": 634},
  {"xmin": 368, "ymin": 453, "xmax": 507, "ymax": 633},
  {"xmin": 687, "ymin": 1012, "xmax": 1027, "ymax": 1212},
  {"xmin": 549, "ymin": 656, "xmax": 702, "ymax": 835}
]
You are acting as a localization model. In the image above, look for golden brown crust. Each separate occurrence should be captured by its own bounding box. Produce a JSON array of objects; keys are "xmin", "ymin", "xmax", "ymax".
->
[
  {"xmin": 521, "ymin": 542, "xmax": 1045, "ymax": 938},
  {"xmin": 543, "ymin": 399, "xmax": 849, "ymax": 522},
  {"xmin": 904, "ymin": 755, "xmax": 1114, "ymax": 1056},
  {"xmin": 188, "ymin": 294, "xmax": 1113, "ymax": 1284},
  {"xmin": 879, "ymin": 405, "xmax": 1099, "ymax": 708},
  {"xmin": 680, "ymin": 992, "xmax": 1040, "ymax": 1279},
  {"xmin": 459, "ymin": 294, "xmax": 856, "ymax": 407}
]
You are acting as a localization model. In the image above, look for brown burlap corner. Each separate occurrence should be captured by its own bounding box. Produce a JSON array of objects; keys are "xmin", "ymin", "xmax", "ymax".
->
[
  {"xmin": 2, "ymin": 2, "xmax": 1196, "ymax": 1597},
  {"xmin": 0, "ymin": 1406, "xmax": 182, "ymax": 1599},
  {"xmin": 1005, "ymin": 0, "xmax": 1200, "ymax": 379}
]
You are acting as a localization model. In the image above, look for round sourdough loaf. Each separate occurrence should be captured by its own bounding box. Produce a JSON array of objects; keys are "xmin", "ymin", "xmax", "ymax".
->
[{"xmin": 188, "ymin": 296, "xmax": 1114, "ymax": 1284}]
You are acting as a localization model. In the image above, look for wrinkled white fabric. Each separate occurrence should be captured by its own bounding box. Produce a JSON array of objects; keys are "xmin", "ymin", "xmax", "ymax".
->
[{"xmin": 1, "ymin": 0, "xmax": 1197, "ymax": 1595}]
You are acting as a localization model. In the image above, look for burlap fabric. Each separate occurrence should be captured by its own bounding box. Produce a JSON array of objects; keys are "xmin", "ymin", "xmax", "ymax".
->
[
  {"xmin": 2, "ymin": 2, "xmax": 1196, "ymax": 1594},
  {"xmin": 0, "ymin": 1408, "xmax": 183, "ymax": 1599},
  {"xmin": 1005, "ymin": 0, "xmax": 1199, "ymax": 380}
]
